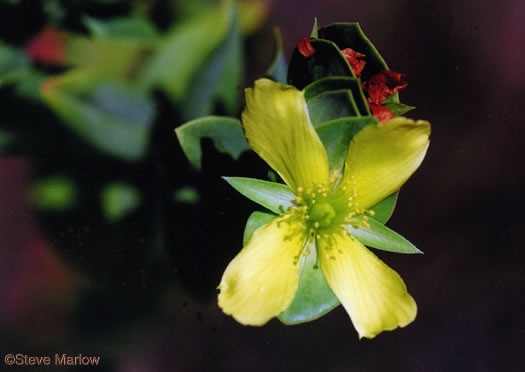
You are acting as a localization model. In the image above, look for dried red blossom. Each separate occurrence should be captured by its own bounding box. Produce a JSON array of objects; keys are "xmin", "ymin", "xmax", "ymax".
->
[
  {"xmin": 368, "ymin": 102, "xmax": 395, "ymax": 123},
  {"xmin": 297, "ymin": 38, "xmax": 316, "ymax": 57},
  {"xmin": 26, "ymin": 28, "xmax": 66, "ymax": 65},
  {"xmin": 341, "ymin": 48, "xmax": 366, "ymax": 77},
  {"xmin": 363, "ymin": 70, "xmax": 407, "ymax": 105}
]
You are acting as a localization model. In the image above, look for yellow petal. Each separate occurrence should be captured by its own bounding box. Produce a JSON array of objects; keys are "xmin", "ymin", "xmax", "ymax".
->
[
  {"xmin": 218, "ymin": 216, "xmax": 307, "ymax": 325},
  {"xmin": 342, "ymin": 117, "xmax": 430, "ymax": 210},
  {"xmin": 318, "ymin": 231, "xmax": 417, "ymax": 338},
  {"xmin": 242, "ymin": 78, "xmax": 330, "ymax": 192}
]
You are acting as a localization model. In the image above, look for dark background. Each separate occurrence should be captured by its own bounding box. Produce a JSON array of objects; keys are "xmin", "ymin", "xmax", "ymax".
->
[{"xmin": 1, "ymin": 0, "xmax": 524, "ymax": 370}]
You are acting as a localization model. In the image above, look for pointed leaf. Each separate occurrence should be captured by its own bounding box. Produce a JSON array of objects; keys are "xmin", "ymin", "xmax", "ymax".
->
[
  {"xmin": 384, "ymin": 102, "xmax": 415, "ymax": 117},
  {"xmin": 288, "ymin": 39, "xmax": 354, "ymax": 90},
  {"xmin": 304, "ymin": 76, "xmax": 370, "ymax": 116},
  {"xmin": 279, "ymin": 244, "xmax": 340, "ymax": 325},
  {"xmin": 243, "ymin": 210, "xmax": 276, "ymax": 244},
  {"xmin": 316, "ymin": 116, "xmax": 378, "ymax": 173},
  {"xmin": 83, "ymin": 16, "xmax": 158, "ymax": 41},
  {"xmin": 175, "ymin": 116, "xmax": 250, "ymax": 169},
  {"xmin": 310, "ymin": 18, "xmax": 319, "ymax": 38},
  {"xmin": 347, "ymin": 217, "xmax": 422, "ymax": 254},
  {"xmin": 224, "ymin": 177, "xmax": 294, "ymax": 214}
]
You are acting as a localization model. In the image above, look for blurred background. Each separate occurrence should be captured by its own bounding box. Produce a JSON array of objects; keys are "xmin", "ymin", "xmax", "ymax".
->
[{"xmin": 0, "ymin": 0, "xmax": 524, "ymax": 371}]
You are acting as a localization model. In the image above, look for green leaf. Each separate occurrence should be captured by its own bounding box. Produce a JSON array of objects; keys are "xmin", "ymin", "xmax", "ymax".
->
[
  {"xmin": 370, "ymin": 192, "xmax": 398, "ymax": 224},
  {"xmin": 243, "ymin": 210, "xmax": 276, "ymax": 244},
  {"xmin": 0, "ymin": 42, "xmax": 30, "ymax": 88},
  {"xmin": 175, "ymin": 116, "xmax": 250, "ymax": 169},
  {"xmin": 83, "ymin": 16, "xmax": 159, "ymax": 41},
  {"xmin": 173, "ymin": 186, "xmax": 200, "ymax": 205},
  {"xmin": 279, "ymin": 244, "xmax": 339, "ymax": 325},
  {"xmin": 384, "ymin": 102, "xmax": 415, "ymax": 117},
  {"xmin": 102, "ymin": 182, "xmax": 142, "ymax": 222},
  {"xmin": 182, "ymin": 5, "xmax": 242, "ymax": 121},
  {"xmin": 307, "ymin": 89, "xmax": 360, "ymax": 126},
  {"xmin": 265, "ymin": 27, "xmax": 287, "ymax": 84},
  {"xmin": 31, "ymin": 176, "xmax": 77, "ymax": 211},
  {"xmin": 316, "ymin": 116, "xmax": 378, "ymax": 173},
  {"xmin": 348, "ymin": 217, "xmax": 422, "ymax": 254},
  {"xmin": 288, "ymin": 39, "xmax": 354, "ymax": 90},
  {"xmin": 310, "ymin": 17, "xmax": 318, "ymax": 38},
  {"xmin": 41, "ymin": 71, "xmax": 155, "ymax": 161},
  {"xmin": 224, "ymin": 177, "xmax": 294, "ymax": 214},
  {"xmin": 320, "ymin": 23, "xmax": 389, "ymax": 82},
  {"xmin": 138, "ymin": 0, "xmax": 233, "ymax": 102},
  {"xmin": 304, "ymin": 76, "xmax": 370, "ymax": 116}
]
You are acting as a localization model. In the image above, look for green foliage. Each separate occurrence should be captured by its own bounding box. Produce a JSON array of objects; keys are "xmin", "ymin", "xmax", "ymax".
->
[
  {"xmin": 224, "ymin": 177, "xmax": 294, "ymax": 214},
  {"xmin": 101, "ymin": 182, "xmax": 142, "ymax": 222},
  {"xmin": 31, "ymin": 176, "xmax": 77, "ymax": 211},
  {"xmin": 242, "ymin": 210, "xmax": 276, "ymax": 244},
  {"xmin": 175, "ymin": 116, "xmax": 250, "ymax": 169}
]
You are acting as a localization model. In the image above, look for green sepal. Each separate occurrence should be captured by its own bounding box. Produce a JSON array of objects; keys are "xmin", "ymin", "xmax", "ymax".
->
[
  {"xmin": 304, "ymin": 77, "xmax": 370, "ymax": 116},
  {"xmin": 287, "ymin": 39, "xmax": 354, "ymax": 90},
  {"xmin": 316, "ymin": 116, "xmax": 378, "ymax": 173},
  {"xmin": 223, "ymin": 177, "xmax": 294, "ymax": 214},
  {"xmin": 175, "ymin": 116, "xmax": 250, "ymax": 169},
  {"xmin": 369, "ymin": 191, "xmax": 398, "ymax": 224},
  {"xmin": 384, "ymin": 102, "xmax": 415, "ymax": 117},
  {"xmin": 41, "ymin": 71, "xmax": 155, "ymax": 161},
  {"xmin": 319, "ymin": 23, "xmax": 388, "ymax": 82},
  {"xmin": 265, "ymin": 27, "xmax": 287, "ymax": 84},
  {"xmin": 348, "ymin": 217, "xmax": 422, "ymax": 254},
  {"xmin": 278, "ymin": 244, "xmax": 339, "ymax": 325},
  {"xmin": 242, "ymin": 210, "xmax": 276, "ymax": 245},
  {"xmin": 307, "ymin": 89, "xmax": 360, "ymax": 126}
]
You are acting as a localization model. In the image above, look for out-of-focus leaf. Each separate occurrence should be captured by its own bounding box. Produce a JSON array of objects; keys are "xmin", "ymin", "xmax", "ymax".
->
[
  {"xmin": 384, "ymin": 102, "xmax": 415, "ymax": 116},
  {"xmin": 224, "ymin": 177, "xmax": 294, "ymax": 214},
  {"xmin": 0, "ymin": 129, "xmax": 15, "ymax": 153},
  {"xmin": 304, "ymin": 76, "xmax": 370, "ymax": 116},
  {"xmin": 138, "ymin": 0, "xmax": 233, "ymax": 102},
  {"xmin": 288, "ymin": 39, "xmax": 353, "ymax": 90},
  {"xmin": 84, "ymin": 16, "xmax": 158, "ymax": 41},
  {"xmin": 0, "ymin": 42, "xmax": 30, "ymax": 87},
  {"xmin": 175, "ymin": 116, "xmax": 250, "ymax": 169},
  {"xmin": 243, "ymin": 210, "xmax": 276, "ymax": 244},
  {"xmin": 307, "ymin": 89, "xmax": 360, "ymax": 126},
  {"xmin": 279, "ymin": 244, "xmax": 339, "ymax": 325},
  {"xmin": 315, "ymin": 116, "xmax": 378, "ymax": 173},
  {"xmin": 320, "ymin": 23, "xmax": 388, "ymax": 82},
  {"xmin": 265, "ymin": 27, "xmax": 287, "ymax": 84},
  {"xmin": 41, "ymin": 70, "xmax": 155, "ymax": 161},
  {"xmin": 237, "ymin": 0, "xmax": 271, "ymax": 36},
  {"xmin": 31, "ymin": 176, "xmax": 77, "ymax": 211},
  {"xmin": 182, "ymin": 5, "xmax": 242, "ymax": 121},
  {"xmin": 173, "ymin": 186, "xmax": 200, "ymax": 204},
  {"xmin": 348, "ymin": 216, "xmax": 422, "ymax": 254},
  {"xmin": 102, "ymin": 182, "xmax": 141, "ymax": 222},
  {"xmin": 370, "ymin": 192, "xmax": 398, "ymax": 224}
]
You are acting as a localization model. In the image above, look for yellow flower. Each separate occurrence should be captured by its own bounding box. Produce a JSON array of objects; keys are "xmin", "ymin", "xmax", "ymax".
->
[{"xmin": 218, "ymin": 79, "xmax": 430, "ymax": 338}]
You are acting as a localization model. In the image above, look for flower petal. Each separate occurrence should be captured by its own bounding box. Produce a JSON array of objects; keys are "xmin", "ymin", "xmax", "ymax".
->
[
  {"xmin": 242, "ymin": 79, "xmax": 330, "ymax": 192},
  {"xmin": 318, "ymin": 231, "xmax": 417, "ymax": 338},
  {"xmin": 218, "ymin": 216, "xmax": 307, "ymax": 326},
  {"xmin": 342, "ymin": 117, "xmax": 430, "ymax": 210}
]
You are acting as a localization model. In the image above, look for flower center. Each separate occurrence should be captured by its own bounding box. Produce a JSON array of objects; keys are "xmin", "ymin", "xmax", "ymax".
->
[{"xmin": 309, "ymin": 202, "xmax": 336, "ymax": 228}]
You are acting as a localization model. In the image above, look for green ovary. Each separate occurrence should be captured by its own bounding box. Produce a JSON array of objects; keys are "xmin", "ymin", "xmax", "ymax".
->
[{"xmin": 309, "ymin": 202, "xmax": 336, "ymax": 228}]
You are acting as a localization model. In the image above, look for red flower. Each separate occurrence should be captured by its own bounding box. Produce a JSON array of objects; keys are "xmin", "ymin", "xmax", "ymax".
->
[
  {"xmin": 297, "ymin": 38, "xmax": 316, "ymax": 57},
  {"xmin": 26, "ymin": 28, "xmax": 66, "ymax": 65},
  {"xmin": 341, "ymin": 48, "xmax": 366, "ymax": 77},
  {"xmin": 363, "ymin": 70, "xmax": 407, "ymax": 105},
  {"xmin": 368, "ymin": 102, "xmax": 394, "ymax": 123}
]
